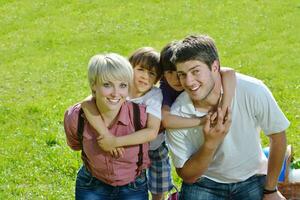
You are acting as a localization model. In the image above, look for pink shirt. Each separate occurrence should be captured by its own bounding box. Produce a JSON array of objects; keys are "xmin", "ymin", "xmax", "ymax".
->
[{"xmin": 64, "ymin": 101, "xmax": 150, "ymax": 186}]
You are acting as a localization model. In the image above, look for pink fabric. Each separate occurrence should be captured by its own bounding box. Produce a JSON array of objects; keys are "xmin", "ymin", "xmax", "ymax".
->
[{"xmin": 64, "ymin": 101, "xmax": 150, "ymax": 186}]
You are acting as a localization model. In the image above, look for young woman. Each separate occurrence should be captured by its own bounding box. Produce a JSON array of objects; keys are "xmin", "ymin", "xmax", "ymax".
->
[{"xmin": 64, "ymin": 53, "xmax": 150, "ymax": 200}]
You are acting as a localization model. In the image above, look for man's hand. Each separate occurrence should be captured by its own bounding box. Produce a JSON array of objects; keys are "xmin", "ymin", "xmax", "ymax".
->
[
  {"xmin": 203, "ymin": 107, "xmax": 232, "ymax": 149},
  {"xmin": 263, "ymin": 191, "xmax": 286, "ymax": 200},
  {"xmin": 97, "ymin": 134, "xmax": 118, "ymax": 152}
]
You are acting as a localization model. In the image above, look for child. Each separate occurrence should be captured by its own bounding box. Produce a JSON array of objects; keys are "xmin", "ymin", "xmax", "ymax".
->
[{"xmin": 64, "ymin": 53, "xmax": 150, "ymax": 199}]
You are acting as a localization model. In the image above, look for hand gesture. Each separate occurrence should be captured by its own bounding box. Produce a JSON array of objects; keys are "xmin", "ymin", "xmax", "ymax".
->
[
  {"xmin": 263, "ymin": 191, "xmax": 286, "ymax": 200},
  {"xmin": 203, "ymin": 107, "xmax": 232, "ymax": 149}
]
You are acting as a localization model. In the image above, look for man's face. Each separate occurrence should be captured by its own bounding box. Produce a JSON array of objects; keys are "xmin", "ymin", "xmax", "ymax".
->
[
  {"xmin": 163, "ymin": 70, "xmax": 183, "ymax": 92},
  {"xmin": 133, "ymin": 65, "xmax": 157, "ymax": 96},
  {"xmin": 176, "ymin": 60, "xmax": 216, "ymax": 102}
]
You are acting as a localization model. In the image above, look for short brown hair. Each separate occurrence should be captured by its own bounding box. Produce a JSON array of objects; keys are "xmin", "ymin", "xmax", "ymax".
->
[
  {"xmin": 129, "ymin": 47, "xmax": 162, "ymax": 82},
  {"xmin": 171, "ymin": 35, "xmax": 219, "ymax": 70}
]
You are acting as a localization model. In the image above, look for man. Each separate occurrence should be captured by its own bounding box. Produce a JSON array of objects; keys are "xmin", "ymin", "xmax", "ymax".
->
[{"xmin": 166, "ymin": 35, "xmax": 289, "ymax": 200}]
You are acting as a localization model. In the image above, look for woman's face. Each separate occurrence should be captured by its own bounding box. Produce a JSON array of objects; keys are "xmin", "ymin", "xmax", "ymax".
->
[{"xmin": 93, "ymin": 79, "xmax": 129, "ymax": 112}]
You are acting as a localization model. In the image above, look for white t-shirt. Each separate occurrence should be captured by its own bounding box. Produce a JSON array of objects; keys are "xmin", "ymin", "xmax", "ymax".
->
[
  {"xmin": 130, "ymin": 87, "xmax": 163, "ymax": 150},
  {"xmin": 166, "ymin": 73, "xmax": 290, "ymax": 183}
]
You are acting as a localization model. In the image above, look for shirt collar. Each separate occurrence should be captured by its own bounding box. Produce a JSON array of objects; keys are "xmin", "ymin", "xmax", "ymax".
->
[
  {"xmin": 115, "ymin": 102, "xmax": 130, "ymax": 126},
  {"xmin": 179, "ymin": 92, "xmax": 207, "ymax": 118}
]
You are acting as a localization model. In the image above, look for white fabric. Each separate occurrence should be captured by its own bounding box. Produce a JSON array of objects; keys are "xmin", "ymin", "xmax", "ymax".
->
[
  {"xmin": 166, "ymin": 73, "xmax": 290, "ymax": 183},
  {"xmin": 130, "ymin": 87, "xmax": 164, "ymax": 150}
]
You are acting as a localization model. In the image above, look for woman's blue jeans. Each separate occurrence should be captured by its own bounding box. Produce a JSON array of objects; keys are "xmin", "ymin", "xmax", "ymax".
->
[
  {"xmin": 180, "ymin": 175, "xmax": 266, "ymax": 200},
  {"xmin": 75, "ymin": 165, "xmax": 148, "ymax": 200}
]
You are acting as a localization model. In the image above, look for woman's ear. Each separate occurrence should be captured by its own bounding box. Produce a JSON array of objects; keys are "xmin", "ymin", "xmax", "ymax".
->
[{"xmin": 91, "ymin": 84, "xmax": 97, "ymax": 96}]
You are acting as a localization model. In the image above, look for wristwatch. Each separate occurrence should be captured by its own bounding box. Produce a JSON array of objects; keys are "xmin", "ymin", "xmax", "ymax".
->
[{"xmin": 263, "ymin": 187, "xmax": 278, "ymax": 194}]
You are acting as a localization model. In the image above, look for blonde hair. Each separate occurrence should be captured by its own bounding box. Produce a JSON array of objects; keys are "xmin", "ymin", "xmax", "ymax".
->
[{"xmin": 88, "ymin": 53, "xmax": 133, "ymax": 92}]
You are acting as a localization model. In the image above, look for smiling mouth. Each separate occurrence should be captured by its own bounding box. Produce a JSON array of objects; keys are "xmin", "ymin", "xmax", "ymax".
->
[
  {"xmin": 189, "ymin": 85, "xmax": 200, "ymax": 92},
  {"xmin": 106, "ymin": 98, "xmax": 121, "ymax": 105}
]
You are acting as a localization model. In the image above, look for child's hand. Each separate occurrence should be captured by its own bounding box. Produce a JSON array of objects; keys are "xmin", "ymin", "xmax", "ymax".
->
[
  {"xmin": 202, "ymin": 107, "xmax": 231, "ymax": 149},
  {"xmin": 109, "ymin": 147, "xmax": 125, "ymax": 158},
  {"xmin": 97, "ymin": 134, "xmax": 118, "ymax": 152}
]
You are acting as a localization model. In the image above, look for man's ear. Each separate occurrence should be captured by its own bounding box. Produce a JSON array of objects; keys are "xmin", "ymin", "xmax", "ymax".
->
[{"xmin": 211, "ymin": 60, "xmax": 220, "ymax": 72}]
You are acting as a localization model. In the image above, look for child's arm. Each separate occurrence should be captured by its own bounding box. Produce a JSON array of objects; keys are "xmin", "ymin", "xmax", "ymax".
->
[
  {"xmin": 81, "ymin": 96, "xmax": 110, "ymax": 137},
  {"xmin": 162, "ymin": 67, "xmax": 236, "ymax": 130},
  {"xmin": 220, "ymin": 67, "xmax": 236, "ymax": 113},
  {"xmin": 96, "ymin": 114, "xmax": 160, "ymax": 151},
  {"xmin": 111, "ymin": 113, "xmax": 160, "ymax": 146},
  {"xmin": 162, "ymin": 105, "xmax": 205, "ymax": 129},
  {"xmin": 82, "ymin": 98, "xmax": 159, "ymax": 151}
]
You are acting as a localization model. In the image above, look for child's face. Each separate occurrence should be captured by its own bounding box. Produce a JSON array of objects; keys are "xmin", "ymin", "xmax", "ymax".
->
[
  {"xmin": 133, "ymin": 65, "xmax": 157, "ymax": 96},
  {"xmin": 93, "ymin": 79, "xmax": 129, "ymax": 112},
  {"xmin": 164, "ymin": 70, "xmax": 183, "ymax": 91}
]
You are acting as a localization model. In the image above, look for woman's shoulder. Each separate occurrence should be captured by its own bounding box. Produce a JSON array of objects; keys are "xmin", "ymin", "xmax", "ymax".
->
[{"xmin": 65, "ymin": 103, "xmax": 82, "ymax": 119}]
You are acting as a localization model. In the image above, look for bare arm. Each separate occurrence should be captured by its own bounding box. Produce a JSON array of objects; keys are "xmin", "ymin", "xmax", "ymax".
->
[
  {"xmin": 97, "ymin": 113, "xmax": 160, "ymax": 151},
  {"xmin": 82, "ymin": 97, "xmax": 160, "ymax": 150},
  {"xmin": 176, "ymin": 108, "xmax": 232, "ymax": 183},
  {"xmin": 162, "ymin": 105, "xmax": 204, "ymax": 129},
  {"xmin": 81, "ymin": 96, "xmax": 110, "ymax": 137},
  {"xmin": 115, "ymin": 113, "xmax": 160, "ymax": 146},
  {"xmin": 220, "ymin": 67, "xmax": 236, "ymax": 113},
  {"xmin": 264, "ymin": 131, "xmax": 287, "ymax": 190}
]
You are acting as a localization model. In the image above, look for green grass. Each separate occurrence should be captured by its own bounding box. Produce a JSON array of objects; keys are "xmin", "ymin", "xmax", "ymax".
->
[{"xmin": 1, "ymin": 0, "xmax": 299, "ymax": 198}]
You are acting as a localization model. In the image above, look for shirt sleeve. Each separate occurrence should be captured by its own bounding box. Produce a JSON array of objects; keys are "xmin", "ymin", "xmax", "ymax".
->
[
  {"xmin": 64, "ymin": 104, "xmax": 81, "ymax": 150},
  {"xmin": 145, "ymin": 88, "xmax": 163, "ymax": 120},
  {"xmin": 254, "ymin": 82, "xmax": 290, "ymax": 135}
]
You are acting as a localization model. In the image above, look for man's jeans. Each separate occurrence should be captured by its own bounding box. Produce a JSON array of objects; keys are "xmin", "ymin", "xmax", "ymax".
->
[
  {"xmin": 180, "ymin": 175, "xmax": 266, "ymax": 200},
  {"xmin": 75, "ymin": 165, "xmax": 148, "ymax": 200}
]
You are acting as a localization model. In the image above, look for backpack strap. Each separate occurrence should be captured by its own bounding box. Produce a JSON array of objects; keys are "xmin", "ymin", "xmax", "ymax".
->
[{"xmin": 132, "ymin": 103, "xmax": 143, "ymax": 174}]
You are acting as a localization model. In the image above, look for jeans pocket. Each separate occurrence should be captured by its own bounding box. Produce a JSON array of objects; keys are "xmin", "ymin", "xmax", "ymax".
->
[
  {"xmin": 76, "ymin": 165, "xmax": 95, "ymax": 189},
  {"xmin": 127, "ymin": 171, "xmax": 148, "ymax": 192}
]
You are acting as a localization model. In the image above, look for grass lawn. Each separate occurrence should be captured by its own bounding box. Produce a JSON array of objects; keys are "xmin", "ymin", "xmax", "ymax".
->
[{"xmin": 1, "ymin": 0, "xmax": 299, "ymax": 199}]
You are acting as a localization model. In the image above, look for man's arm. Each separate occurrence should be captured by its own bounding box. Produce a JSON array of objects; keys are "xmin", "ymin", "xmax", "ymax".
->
[
  {"xmin": 176, "ymin": 140, "xmax": 218, "ymax": 183},
  {"xmin": 263, "ymin": 131, "xmax": 287, "ymax": 200},
  {"xmin": 176, "ymin": 108, "xmax": 231, "ymax": 183}
]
